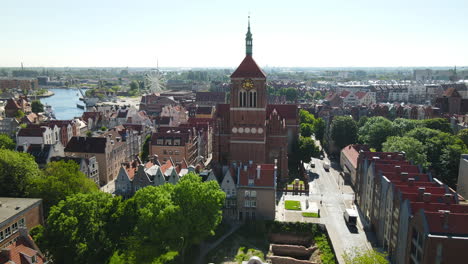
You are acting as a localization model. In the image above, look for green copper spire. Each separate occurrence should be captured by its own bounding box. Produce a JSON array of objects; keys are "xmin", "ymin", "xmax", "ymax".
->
[{"xmin": 245, "ymin": 16, "xmax": 252, "ymax": 56}]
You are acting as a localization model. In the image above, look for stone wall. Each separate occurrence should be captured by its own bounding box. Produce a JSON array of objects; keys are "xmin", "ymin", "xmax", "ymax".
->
[
  {"xmin": 269, "ymin": 233, "xmax": 313, "ymax": 246},
  {"xmin": 268, "ymin": 256, "xmax": 317, "ymax": 264},
  {"xmin": 271, "ymin": 244, "xmax": 318, "ymax": 258}
]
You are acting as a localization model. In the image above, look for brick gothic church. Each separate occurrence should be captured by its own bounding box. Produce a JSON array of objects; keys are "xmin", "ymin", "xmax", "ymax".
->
[{"xmin": 213, "ymin": 20, "xmax": 298, "ymax": 180}]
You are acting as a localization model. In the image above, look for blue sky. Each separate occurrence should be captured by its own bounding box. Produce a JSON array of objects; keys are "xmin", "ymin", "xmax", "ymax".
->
[{"xmin": 2, "ymin": 0, "xmax": 468, "ymax": 68}]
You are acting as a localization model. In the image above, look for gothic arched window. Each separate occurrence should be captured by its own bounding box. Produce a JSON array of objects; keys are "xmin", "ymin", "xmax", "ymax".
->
[
  {"xmin": 239, "ymin": 90, "xmax": 247, "ymax": 107},
  {"xmin": 249, "ymin": 90, "xmax": 257, "ymax": 107}
]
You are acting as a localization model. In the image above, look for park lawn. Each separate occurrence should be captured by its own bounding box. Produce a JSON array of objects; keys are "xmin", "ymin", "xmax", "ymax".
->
[
  {"xmin": 285, "ymin": 200, "xmax": 301, "ymax": 210},
  {"xmin": 302, "ymin": 212, "xmax": 320, "ymax": 218}
]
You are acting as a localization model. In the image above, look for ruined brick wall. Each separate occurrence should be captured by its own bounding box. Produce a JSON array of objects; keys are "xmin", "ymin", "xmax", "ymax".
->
[
  {"xmin": 268, "ymin": 256, "xmax": 316, "ymax": 264},
  {"xmin": 271, "ymin": 244, "xmax": 318, "ymax": 258},
  {"xmin": 268, "ymin": 233, "xmax": 313, "ymax": 246}
]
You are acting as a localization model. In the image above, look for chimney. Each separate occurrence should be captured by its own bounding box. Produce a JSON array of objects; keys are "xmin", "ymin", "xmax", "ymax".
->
[
  {"xmin": 439, "ymin": 210, "xmax": 450, "ymax": 229},
  {"xmin": 423, "ymin": 192, "xmax": 431, "ymax": 203},
  {"xmin": 443, "ymin": 193, "xmax": 453, "ymax": 205},
  {"xmin": 257, "ymin": 165, "xmax": 261, "ymax": 179},
  {"xmin": 408, "ymin": 178, "xmax": 415, "ymax": 186},
  {"xmin": 394, "ymin": 165, "xmax": 401, "ymax": 174},
  {"xmin": 418, "ymin": 187, "xmax": 426, "ymax": 196},
  {"xmin": 401, "ymin": 171, "xmax": 408, "ymax": 179}
]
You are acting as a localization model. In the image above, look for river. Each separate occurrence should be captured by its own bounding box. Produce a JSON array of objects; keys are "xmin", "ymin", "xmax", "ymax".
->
[{"xmin": 40, "ymin": 88, "xmax": 86, "ymax": 120}]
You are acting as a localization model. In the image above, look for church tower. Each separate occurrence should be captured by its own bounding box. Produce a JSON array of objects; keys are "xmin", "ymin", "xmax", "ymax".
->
[{"xmin": 228, "ymin": 17, "xmax": 268, "ymax": 164}]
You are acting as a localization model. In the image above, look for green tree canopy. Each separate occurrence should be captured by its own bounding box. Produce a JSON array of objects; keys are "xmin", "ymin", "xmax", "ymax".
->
[
  {"xmin": 0, "ymin": 134, "xmax": 15, "ymax": 150},
  {"xmin": 300, "ymin": 123, "xmax": 314, "ymax": 137},
  {"xmin": 357, "ymin": 116, "xmax": 368, "ymax": 128},
  {"xmin": 392, "ymin": 118, "xmax": 420, "ymax": 136},
  {"xmin": 331, "ymin": 116, "xmax": 358, "ymax": 151},
  {"xmin": 15, "ymin": 110, "xmax": 25, "ymax": 119},
  {"xmin": 0, "ymin": 149, "xmax": 41, "ymax": 197},
  {"xmin": 358, "ymin": 117, "xmax": 396, "ymax": 151},
  {"xmin": 439, "ymin": 144, "xmax": 467, "ymax": 187},
  {"xmin": 280, "ymin": 87, "xmax": 298, "ymax": 101},
  {"xmin": 33, "ymin": 192, "xmax": 122, "ymax": 264},
  {"xmin": 298, "ymin": 136, "xmax": 321, "ymax": 163},
  {"xmin": 28, "ymin": 160, "xmax": 98, "ymax": 214},
  {"xmin": 299, "ymin": 109, "xmax": 316, "ymax": 124},
  {"xmin": 382, "ymin": 136, "xmax": 428, "ymax": 168},
  {"xmin": 457, "ymin": 129, "xmax": 468, "ymax": 146},
  {"xmin": 343, "ymin": 247, "xmax": 388, "ymax": 264},
  {"xmin": 140, "ymin": 134, "xmax": 151, "ymax": 162},
  {"xmin": 313, "ymin": 91, "xmax": 323, "ymax": 100},
  {"xmin": 31, "ymin": 100, "xmax": 44, "ymax": 113},
  {"xmin": 405, "ymin": 127, "xmax": 441, "ymax": 144},
  {"xmin": 420, "ymin": 118, "xmax": 452, "ymax": 133},
  {"xmin": 313, "ymin": 118, "xmax": 326, "ymax": 142}
]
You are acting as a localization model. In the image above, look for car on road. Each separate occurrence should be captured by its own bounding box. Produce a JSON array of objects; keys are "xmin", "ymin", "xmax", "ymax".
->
[
  {"xmin": 323, "ymin": 162, "xmax": 330, "ymax": 171},
  {"xmin": 310, "ymin": 161, "xmax": 315, "ymax": 168}
]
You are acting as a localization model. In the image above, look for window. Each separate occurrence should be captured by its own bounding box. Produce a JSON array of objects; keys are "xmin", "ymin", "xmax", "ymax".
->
[
  {"xmin": 251, "ymin": 191, "xmax": 257, "ymax": 198},
  {"xmin": 251, "ymin": 200, "xmax": 256, "ymax": 208},
  {"xmin": 0, "ymin": 230, "xmax": 4, "ymax": 242},
  {"xmin": 244, "ymin": 190, "xmax": 250, "ymax": 197},
  {"xmin": 174, "ymin": 151, "xmax": 180, "ymax": 155},
  {"xmin": 244, "ymin": 200, "xmax": 250, "ymax": 207},
  {"xmin": 249, "ymin": 90, "xmax": 257, "ymax": 107},
  {"xmin": 5, "ymin": 227, "xmax": 11, "ymax": 238},
  {"xmin": 174, "ymin": 139, "xmax": 181, "ymax": 146},
  {"xmin": 32, "ymin": 255, "xmax": 37, "ymax": 263},
  {"xmin": 157, "ymin": 139, "xmax": 163, "ymax": 145},
  {"xmin": 165, "ymin": 139, "xmax": 172, "ymax": 145},
  {"xmin": 12, "ymin": 222, "xmax": 18, "ymax": 233},
  {"xmin": 248, "ymin": 179, "xmax": 254, "ymax": 186}
]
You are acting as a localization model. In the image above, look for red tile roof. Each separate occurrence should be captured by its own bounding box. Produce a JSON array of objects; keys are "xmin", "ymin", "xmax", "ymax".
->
[
  {"xmin": 238, "ymin": 164, "xmax": 275, "ymax": 187},
  {"xmin": 424, "ymin": 211, "xmax": 468, "ymax": 235},
  {"xmin": 0, "ymin": 236, "xmax": 45, "ymax": 264},
  {"xmin": 231, "ymin": 55, "xmax": 266, "ymax": 78},
  {"xmin": 355, "ymin": 91, "xmax": 367, "ymax": 100},
  {"xmin": 340, "ymin": 90, "xmax": 351, "ymax": 98},
  {"xmin": 341, "ymin": 144, "xmax": 370, "ymax": 168},
  {"xmin": 267, "ymin": 104, "xmax": 298, "ymax": 120}
]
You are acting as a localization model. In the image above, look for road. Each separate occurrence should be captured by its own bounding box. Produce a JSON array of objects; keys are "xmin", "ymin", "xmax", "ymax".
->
[{"xmin": 276, "ymin": 155, "xmax": 374, "ymax": 263}]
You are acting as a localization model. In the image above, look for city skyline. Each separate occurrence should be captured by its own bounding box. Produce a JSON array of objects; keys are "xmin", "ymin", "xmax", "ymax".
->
[{"xmin": 2, "ymin": 0, "xmax": 468, "ymax": 68}]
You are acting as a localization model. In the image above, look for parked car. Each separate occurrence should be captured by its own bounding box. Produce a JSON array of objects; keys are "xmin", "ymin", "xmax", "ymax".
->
[
  {"xmin": 323, "ymin": 163, "xmax": 330, "ymax": 171},
  {"xmin": 310, "ymin": 161, "xmax": 315, "ymax": 168}
]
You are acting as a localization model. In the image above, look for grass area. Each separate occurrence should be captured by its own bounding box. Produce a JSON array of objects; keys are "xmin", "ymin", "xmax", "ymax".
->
[
  {"xmin": 285, "ymin": 200, "xmax": 301, "ymax": 210},
  {"xmin": 302, "ymin": 212, "xmax": 320, "ymax": 218},
  {"xmin": 314, "ymin": 234, "xmax": 336, "ymax": 264},
  {"xmin": 234, "ymin": 247, "xmax": 265, "ymax": 263}
]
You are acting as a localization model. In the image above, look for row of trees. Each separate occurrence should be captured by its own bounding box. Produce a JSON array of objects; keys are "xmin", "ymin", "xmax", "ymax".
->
[
  {"xmin": 328, "ymin": 117, "xmax": 468, "ymax": 188},
  {"xmin": 32, "ymin": 173, "xmax": 225, "ymax": 264}
]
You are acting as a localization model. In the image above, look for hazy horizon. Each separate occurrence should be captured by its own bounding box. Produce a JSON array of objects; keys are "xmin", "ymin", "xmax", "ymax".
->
[{"xmin": 2, "ymin": 0, "xmax": 468, "ymax": 68}]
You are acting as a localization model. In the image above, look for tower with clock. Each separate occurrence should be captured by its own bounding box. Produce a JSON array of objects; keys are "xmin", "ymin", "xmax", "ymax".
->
[{"xmin": 213, "ymin": 17, "xmax": 298, "ymax": 181}]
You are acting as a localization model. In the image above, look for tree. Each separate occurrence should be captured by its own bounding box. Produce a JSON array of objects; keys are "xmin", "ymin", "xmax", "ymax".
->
[
  {"xmin": 313, "ymin": 91, "xmax": 323, "ymax": 100},
  {"xmin": 358, "ymin": 116, "xmax": 368, "ymax": 128},
  {"xmin": 28, "ymin": 160, "xmax": 98, "ymax": 214},
  {"xmin": 31, "ymin": 100, "xmax": 44, "ymax": 113},
  {"xmin": 382, "ymin": 137, "xmax": 428, "ymax": 168},
  {"xmin": 405, "ymin": 127, "xmax": 440, "ymax": 144},
  {"xmin": 439, "ymin": 144, "xmax": 467, "ymax": 188},
  {"xmin": 343, "ymin": 247, "xmax": 388, "ymax": 264},
  {"xmin": 392, "ymin": 118, "xmax": 420, "ymax": 136},
  {"xmin": 457, "ymin": 129, "xmax": 468, "ymax": 146},
  {"xmin": 280, "ymin": 87, "xmax": 298, "ymax": 101},
  {"xmin": 331, "ymin": 116, "xmax": 358, "ymax": 151},
  {"xmin": 313, "ymin": 118, "xmax": 326, "ymax": 142},
  {"xmin": 300, "ymin": 123, "xmax": 314, "ymax": 137},
  {"xmin": 34, "ymin": 192, "xmax": 122, "ymax": 264},
  {"xmin": 421, "ymin": 118, "xmax": 452, "ymax": 133},
  {"xmin": 15, "ymin": 110, "xmax": 25, "ymax": 119},
  {"xmin": 298, "ymin": 136, "xmax": 320, "ymax": 163},
  {"xmin": 0, "ymin": 134, "xmax": 15, "ymax": 150},
  {"xmin": 303, "ymin": 91, "xmax": 313, "ymax": 100},
  {"xmin": 299, "ymin": 109, "xmax": 315, "ymax": 124},
  {"xmin": 140, "ymin": 135, "xmax": 151, "ymax": 162},
  {"xmin": 0, "ymin": 149, "xmax": 41, "ymax": 197},
  {"xmin": 125, "ymin": 175, "xmax": 225, "ymax": 263},
  {"xmin": 358, "ymin": 117, "xmax": 396, "ymax": 151}
]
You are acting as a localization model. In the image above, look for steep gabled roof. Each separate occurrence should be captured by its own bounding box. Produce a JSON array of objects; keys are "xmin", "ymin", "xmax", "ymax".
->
[{"xmin": 231, "ymin": 55, "xmax": 266, "ymax": 78}]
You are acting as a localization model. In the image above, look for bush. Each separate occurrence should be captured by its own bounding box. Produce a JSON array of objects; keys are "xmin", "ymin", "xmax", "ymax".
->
[
  {"xmin": 315, "ymin": 234, "xmax": 336, "ymax": 264},
  {"xmin": 285, "ymin": 200, "xmax": 301, "ymax": 210}
]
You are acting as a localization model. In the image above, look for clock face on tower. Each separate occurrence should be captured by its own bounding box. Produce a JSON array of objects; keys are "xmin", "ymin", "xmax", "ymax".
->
[{"xmin": 242, "ymin": 79, "xmax": 254, "ymax": 90}]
